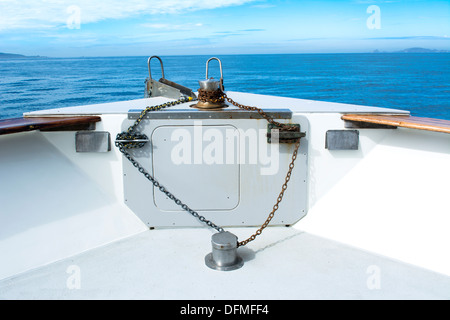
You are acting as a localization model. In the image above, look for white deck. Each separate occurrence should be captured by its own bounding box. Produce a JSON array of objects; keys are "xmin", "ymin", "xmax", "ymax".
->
[
  {"xmin": 24, "ymin": 91, "xmax": 410, "ymax": 117},
  {"xmin": 1, "ymin": 226, "xmax": 449, "ymax": 300}
]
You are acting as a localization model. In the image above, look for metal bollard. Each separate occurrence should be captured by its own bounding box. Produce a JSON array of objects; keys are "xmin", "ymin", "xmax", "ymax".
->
[{"xmin": 205, "ymin": 232, "xmax": 244, "ymax": 271}]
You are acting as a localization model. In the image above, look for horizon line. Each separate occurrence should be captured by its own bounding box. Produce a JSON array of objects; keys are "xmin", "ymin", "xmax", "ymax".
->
[{"xmin": 2, "ymin": 50, "xmax": 450, "ymax": 59}]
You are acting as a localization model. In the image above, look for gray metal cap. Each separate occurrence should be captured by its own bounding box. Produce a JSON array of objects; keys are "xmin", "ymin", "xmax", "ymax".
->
[
  {"xmin": 205, "ymin": 232, "xmax": 244, "ymax": 271},
  {"xmin": 198, "ymin": 78, "xmax": 220, "ymax": 91},
  {"xmin": 211, "ymin": 231, "xmax": 238, "ymax": 250}
]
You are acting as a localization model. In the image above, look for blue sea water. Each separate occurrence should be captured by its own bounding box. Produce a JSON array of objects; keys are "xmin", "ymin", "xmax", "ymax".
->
[{"xmin": 0, "ymin": 53, "xmax": 449, "ymax": 120}]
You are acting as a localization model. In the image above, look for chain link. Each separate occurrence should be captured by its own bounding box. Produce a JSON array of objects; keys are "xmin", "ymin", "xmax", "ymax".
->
[
  {"xmin": 197, "ymin": 88, "xmax": 303, "ymax": 247},
  {"xmin": 198, "ymin": 89, "xmax": 298, "ymax": 132},
  {"xmin": 224, "ymin": 94, "xmax": 299, "ymax": 132},
  {"xmin": 237, "ymin": 139, "xmax": 300, "ymax": 247},
  {"xmin": 116, "ymin": 97, "xmax": 192, "ymax": 149},
  {"xmin": 116, "ymin": 145, "xmax": 225, "ymax": 233},
  {"xmin": 115, "ymin": 96, "xmax": 224, "ymax": 233},
  {"xmin": 115, "ymin": 91, "xmax": 302, "ymax": 246},
  {"xmin": 229, "ymin": 93, "xmax": 297, "ymax": 131}
]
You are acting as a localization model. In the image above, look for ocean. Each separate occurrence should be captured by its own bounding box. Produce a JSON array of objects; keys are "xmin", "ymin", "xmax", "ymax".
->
[{"xmin": 0, "ymin": 53, "xmax": 449, "ymax": 120}]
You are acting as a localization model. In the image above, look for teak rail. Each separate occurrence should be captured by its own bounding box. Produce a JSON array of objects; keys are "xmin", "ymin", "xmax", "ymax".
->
[
  {"xmin": 342, "ymin": 114, "xmax": 450, "ymax": 134},
  {"xmin": 0, "ymin": 116, "xmax": 101, "ymax": 135}
]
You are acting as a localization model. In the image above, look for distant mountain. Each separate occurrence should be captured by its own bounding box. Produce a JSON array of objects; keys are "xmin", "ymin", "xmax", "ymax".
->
[
  {"xmin": 397, "ymin": 47, "xmax": 450, "ymax": 53},
  {"xmin": 0, "ymin": 52, "xmax": 45, "ymax": 59},
  {"xmin": 373, "ymin": 47, "xmax": 450, "ymax": 53}
]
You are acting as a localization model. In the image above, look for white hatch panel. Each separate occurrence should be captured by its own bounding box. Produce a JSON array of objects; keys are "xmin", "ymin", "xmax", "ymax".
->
[{"xmin": 152, "ymin": 125, "xmax": 240, "ymax": 211}]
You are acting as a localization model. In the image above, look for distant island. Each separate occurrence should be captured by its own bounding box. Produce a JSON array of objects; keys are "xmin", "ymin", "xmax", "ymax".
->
[
  {"xmin": 0, "ymin": 52, "xmax": 46, "ymax": 59},
  {"xmin": 373, "ymin": 47, "xmax": 450, "ymax": 53}
]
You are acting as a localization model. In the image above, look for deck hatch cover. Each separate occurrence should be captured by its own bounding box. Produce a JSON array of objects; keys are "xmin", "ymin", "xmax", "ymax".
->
[
  {"xmin": 152, "ymin": 125, "xmax": 240, "ymax": 211},
  {"xmin": 122, "ymin": 116, "xmax": 309, "ymax": 229}
]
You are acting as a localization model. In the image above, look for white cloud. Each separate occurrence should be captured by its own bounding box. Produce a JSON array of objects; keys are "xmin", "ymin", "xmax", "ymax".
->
[
  {"xmin": 0, "ymin": 0, "xmax": 254, "ymax": 31},
  {"xmin": 140, "ymin": 22, "xmax": 204, "ymax": 31}
]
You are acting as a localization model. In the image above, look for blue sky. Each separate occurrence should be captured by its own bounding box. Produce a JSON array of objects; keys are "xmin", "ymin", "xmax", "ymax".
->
[{"xmin": 0, "ymin": 0, "xmax": 449, "ymax": 57}]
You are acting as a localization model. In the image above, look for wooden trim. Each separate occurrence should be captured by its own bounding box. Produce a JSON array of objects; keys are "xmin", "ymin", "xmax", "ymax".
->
[
  {"xmin": 341, "ymin": 114, "xmax": 450, "ymax": 134},
  {"xmin": 0, "ymin": 116, "xmax": 101, "ymax": 136}
]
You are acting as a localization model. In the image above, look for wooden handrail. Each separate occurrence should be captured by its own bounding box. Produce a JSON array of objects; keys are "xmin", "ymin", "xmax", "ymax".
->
[
  {"xmin": 342, "ymin": 114, "xmax": 450, "ymax": 134},
  {"xmin": 0, "ymin": 116, "xmax": 101, "ymax": 135}
]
